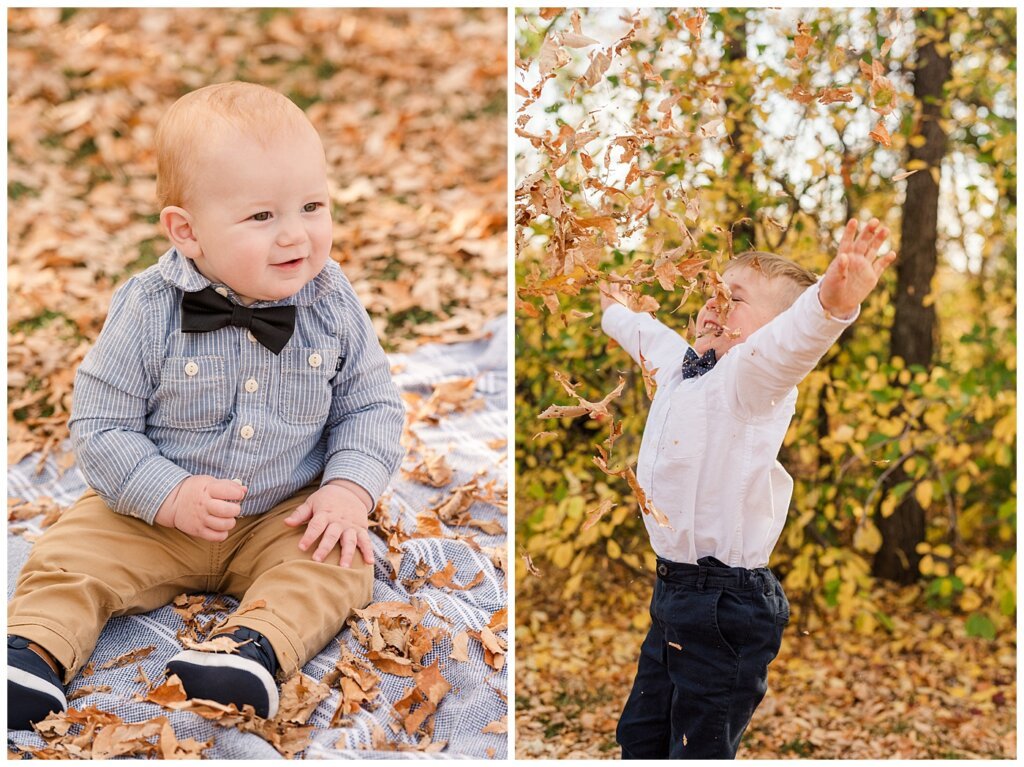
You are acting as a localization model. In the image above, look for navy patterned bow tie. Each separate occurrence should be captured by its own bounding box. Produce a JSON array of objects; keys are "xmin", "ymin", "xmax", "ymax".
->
[
  {"xmin": 181, "ymin": 287, "xmax": 296, "ymax": 355},
  {"xmin": 681, "ymin": 347, "xmax": 717, "ymax": 379}
]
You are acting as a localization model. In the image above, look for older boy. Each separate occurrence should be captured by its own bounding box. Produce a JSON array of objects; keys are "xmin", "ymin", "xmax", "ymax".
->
[
  {"xmin": 8, "ymin": 82, "xmax": 405, "ymax": 728},
  {"xmin": 600, "ymin": 219, "xmax": 896, "ymax": 759}
]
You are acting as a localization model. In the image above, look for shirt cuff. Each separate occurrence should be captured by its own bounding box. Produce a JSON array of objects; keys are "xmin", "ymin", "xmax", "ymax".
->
[
  {"xmin": 322, "ymin": 450, "xmax": 396, "ymax": 506},
  {"xmin": 813, "ymin": 280, "xmax": 860, "ymax": 324},
  {"xmin": 117, "ymin": 456, "xmax": 192, "ymax": 524}
]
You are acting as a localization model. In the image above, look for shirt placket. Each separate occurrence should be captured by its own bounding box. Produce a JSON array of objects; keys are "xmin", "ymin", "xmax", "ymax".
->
[{"xmin": 231, "ymin": 307, "xmax": 271, "ymax": 502}]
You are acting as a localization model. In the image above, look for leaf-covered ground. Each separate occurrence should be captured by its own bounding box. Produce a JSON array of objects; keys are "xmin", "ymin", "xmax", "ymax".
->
[
  {"xmin": 515, "ymin": 568, "xmax": 1017, "ymax": 759},
  {"xmin": 8, "ymin": 6, "xmax": 507, "ymax": 759},
  {"xmin": 8, "ymin": 6, "xmax": 507, "ymax": 467}
]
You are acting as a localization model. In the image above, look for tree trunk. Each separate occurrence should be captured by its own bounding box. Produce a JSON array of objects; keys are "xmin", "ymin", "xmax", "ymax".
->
[
  {"xmin": 723, "ymin": 9, "xmax": 756, "ymax": 252},
  {"xmin": 873, "ymin": 10, "xmax": 952, "ymax": 584}
]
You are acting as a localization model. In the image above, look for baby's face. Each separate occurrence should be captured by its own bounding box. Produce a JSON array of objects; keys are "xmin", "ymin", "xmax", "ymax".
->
[
  {"xmin": 182, "ymin": 125, "xmax": 332, "ymax": 304},
  {"xmin": 693, "ymin": 266, "xmax": 782, "ymax": 358}
]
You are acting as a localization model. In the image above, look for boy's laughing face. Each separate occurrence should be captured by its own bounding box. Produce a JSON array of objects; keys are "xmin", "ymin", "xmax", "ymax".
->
[{"xmin": 693, "ymin": 266, "xmax": 785, "ymax": 358}]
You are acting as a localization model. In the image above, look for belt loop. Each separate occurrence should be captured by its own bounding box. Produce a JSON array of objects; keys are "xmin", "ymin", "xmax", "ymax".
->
[{"xmin": 697, "ymin": 563, "xmax": 708, "ymax": 592}]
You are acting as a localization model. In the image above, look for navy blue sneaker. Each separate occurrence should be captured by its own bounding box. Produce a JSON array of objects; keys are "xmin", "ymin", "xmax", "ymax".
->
[
  {"xmin": 166, "ymin": 627, "xmax": 280, "ymax": 719},
  {"xmin": 8, "ymin": 635, "xmax": 67, "ymax": 730}
]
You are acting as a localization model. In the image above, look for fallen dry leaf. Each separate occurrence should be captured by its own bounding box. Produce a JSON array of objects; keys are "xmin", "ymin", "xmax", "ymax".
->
[{"xmin": 99, "ymin": 646, "xmax": 155, "ymax": 670}]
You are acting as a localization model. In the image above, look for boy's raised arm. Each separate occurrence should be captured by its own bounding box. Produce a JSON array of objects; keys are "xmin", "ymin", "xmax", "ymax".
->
[
  {"xmin": 599, "ymin": 279, "xmax": 691, "ymax": 382},
  {"xmin": 729, "ymin": 218, "xmax": 896, "ymax": 416}
]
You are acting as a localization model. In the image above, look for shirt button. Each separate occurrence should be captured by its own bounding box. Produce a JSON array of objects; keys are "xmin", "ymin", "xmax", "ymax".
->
[
  {"xmin": 244, "ymin": 378, "xmax": 259, "ymax": 393},
  {"xmin": 308, "ymin": 352, "xmax": 323, "ymax": 368},
  {"xmin": 239, "ymin": 425, "xmax": 255, "ymax": 440},
  {"xmin": 184, "ymin": 361, "xmax": 199, "ymax": 377},
  {"xmin": 247, "ymin": 331, "xmax": 258, "ymax": 343},
  {"xmin": 214, "ymin": 286, "xmax": 229, "ymax": 298}
]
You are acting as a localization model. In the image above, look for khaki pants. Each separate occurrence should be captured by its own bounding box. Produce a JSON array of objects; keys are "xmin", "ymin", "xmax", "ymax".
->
[{"xmin": 8, "ymin": 485, "xmax": 373, "ymax": 684}]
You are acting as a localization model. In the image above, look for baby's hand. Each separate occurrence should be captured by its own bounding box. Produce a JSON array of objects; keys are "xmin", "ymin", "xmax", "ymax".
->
[
  {"xmin": 155, "ymin": 475, "xmax": 245, "ymax": 542},
  {"xmin": 284, "ymin": 481, "xmax": 374, "ymax": 567},
  {"xmin": 819, "ymin": 218, "xmax": 897, "ymax": 318}
]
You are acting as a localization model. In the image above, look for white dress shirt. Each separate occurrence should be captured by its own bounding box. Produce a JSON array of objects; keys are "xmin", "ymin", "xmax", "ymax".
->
[{"xmin": 601, "ymin": 281, "xmax": 857, "ymax": 568}]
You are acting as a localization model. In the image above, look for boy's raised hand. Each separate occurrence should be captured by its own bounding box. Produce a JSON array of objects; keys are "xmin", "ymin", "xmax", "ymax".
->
[
  {"xmin": 284, "ymin": 480, "xmax": 374, "ymax": 567},
  {"xmin": 819, "ymin": 218, "xmax": 897, "ymax": 318},
  {"xmin": 598, "ymin": 276, "xmax": 628, "ymax": 311},
  {"xmin": 154, "ymin": 475, "xmax": 245, "ymax": 542}
]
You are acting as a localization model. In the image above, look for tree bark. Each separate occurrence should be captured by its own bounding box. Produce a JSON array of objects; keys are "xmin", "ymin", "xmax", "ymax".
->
[
  {"xmin": 873, "ymin": 10, "xmax": 952, "ymax": 584},
  {"xmin": 722, "ymin": 9, "xmax": 756, "ymax": 253}
]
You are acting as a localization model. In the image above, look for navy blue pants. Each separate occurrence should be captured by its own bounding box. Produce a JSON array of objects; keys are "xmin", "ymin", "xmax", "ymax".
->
[{"xmin": 617, "ymin": 556, "xmax": 790, "ymax": 760}]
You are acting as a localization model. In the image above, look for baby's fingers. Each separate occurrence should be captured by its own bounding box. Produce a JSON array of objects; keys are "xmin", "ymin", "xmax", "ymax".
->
[
  {"xmin": 297, "ymin": 513, "xmax": 328, "ymax": 551},
  {"xmin": 338, "ymin": 528, "xmax": 360, "ymax": 568},
  {"xmin": 312, "ymin": 522, "xmax": 344, "ymax": 563},
  {"xmin": 284, "ymin": 502, "xmax": 314, "ymax": 527},
  {"xmin": 205, "ymin": 499, "xmax": 242, "ymax": 518},
  {"xmin": 356, "ymin": 529, "xmax": 374, "ymax": 566}
]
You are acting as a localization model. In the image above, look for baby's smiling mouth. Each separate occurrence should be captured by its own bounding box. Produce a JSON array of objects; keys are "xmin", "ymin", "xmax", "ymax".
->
[{"xmin": 272, "ymin": 257, "xmax": 305, "ymax": 268}]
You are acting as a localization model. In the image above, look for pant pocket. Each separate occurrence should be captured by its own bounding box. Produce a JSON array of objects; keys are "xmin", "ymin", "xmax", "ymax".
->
[
  {"xmin": 774, "ymin": 582, "xmax": 791, "ymax": 626},
  {"xmin": 711, "ymin": 588, "xmax": 750, "ymax": 659}
]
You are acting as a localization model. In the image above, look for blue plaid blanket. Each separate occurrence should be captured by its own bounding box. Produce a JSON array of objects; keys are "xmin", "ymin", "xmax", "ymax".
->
[{"xmin": 7, "ymin": 316, "xmax": 508, "ymax": 759}]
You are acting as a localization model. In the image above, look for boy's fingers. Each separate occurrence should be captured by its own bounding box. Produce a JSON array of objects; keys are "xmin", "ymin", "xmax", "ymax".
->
[
  {"xmin": 312, "ymin": 522, "xmax": 343, "ymax": 563},
  {"xmin": 284, "ymin": 502, "xmax": 313, "ymax": 526},
  {"xmin": 875, "ymin": 251, "xmax": 897, "ymax": 275},
  {"xmin": 206, "ymin": 500, "xmax": 242, "ymax": 518},
  {"xmin": 356, "ymin": 529, "xmax": 375, "ymax": 565},
  {"xmin": 837, "ymin": 218, "xmax": 858, "ymax": 254},
  {"xmin": 338, "ymin": 528, "xmax": 359, "ymax": 568},
  {"xmin": 203, "ymin": 515, "xmax": 237, "ymax": 532},
  {"xmin": 852, "ymin": 218, "xmax": 878, "ymax": 254},
  {"xmin": 867, "ymin": 226, "xmax": 889, "ymax": 258},
  {"xmin": 835, "ymin": 252, "xmax": 848, "ymax": 278},
  {"xmin": 298, "ymin": 515, "xmax": 328, "ymax": 551},
  {"xmin": 208, "ymin": 479, "xmax": 247, "ymax": 501}
]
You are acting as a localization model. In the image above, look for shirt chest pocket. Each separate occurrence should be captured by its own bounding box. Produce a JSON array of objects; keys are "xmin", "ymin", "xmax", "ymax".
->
[
  {"xmin": 279, "ymin": 347, "xmax": 336, "ymax": 425},
  {"xmin": 658, "ymin": 386, "xmax": 708, "ymax": 462},
  {"xmin": 152, "ymin": 356, "xmax": 230, "ymax": 429}
]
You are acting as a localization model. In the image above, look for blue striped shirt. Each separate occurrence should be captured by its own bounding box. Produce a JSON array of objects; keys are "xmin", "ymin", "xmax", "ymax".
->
[{"xmin": 68, "ymin": 248, "xmax": 406, "ymax": 524}]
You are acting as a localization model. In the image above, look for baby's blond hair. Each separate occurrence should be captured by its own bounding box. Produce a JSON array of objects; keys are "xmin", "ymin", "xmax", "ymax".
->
[
  {"xmin": 725, "ymin": 251, "xmax": 817, "ymax": 313},
  {"xmin": 155, "ymin": 81, "xmax": 319, "ymax": 209}
]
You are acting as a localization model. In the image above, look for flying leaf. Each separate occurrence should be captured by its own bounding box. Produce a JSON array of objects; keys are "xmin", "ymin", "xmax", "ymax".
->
[
  {"xmin": 870, "ymin": 119, "xmax": 892, "ymax": 147},
  {"xmin": 581, "ymin": 498, "xmax": 616, "ymax": 532},
  {"xmin": 794, "ymin": 21, "xmax": 815, "ymax": 59}
]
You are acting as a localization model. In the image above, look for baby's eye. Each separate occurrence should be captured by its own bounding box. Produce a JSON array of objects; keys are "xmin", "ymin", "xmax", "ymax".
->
[
  {"xmin": 303, "ymin": 202, "xmax": 323, "ymax": 213},
  {"xmin": 250, "ymin": 211, "xmax": 272, "ymax": 222}
]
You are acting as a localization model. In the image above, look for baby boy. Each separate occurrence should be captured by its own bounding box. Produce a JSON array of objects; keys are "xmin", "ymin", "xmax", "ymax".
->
[
  {"xmin": 600, "ymin": 220, "xmax": 895, "ymax": 758},
  {"xmin": 8, "ymin": 81, "xmax": 405, "ymax": 728}
]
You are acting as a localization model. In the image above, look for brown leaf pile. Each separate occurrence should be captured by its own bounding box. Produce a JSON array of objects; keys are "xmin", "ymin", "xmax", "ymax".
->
[
  {"xmin": 8, "ymin": 6, "xmax": 506, "ymax": 472},
  {"xmin": 516, "ymin": 569, "xmax": 1017, "ymax": 759},
  {"xmin": 346, "ymin": 600, "xmax": 508, "ymax": 740},
  {"xmin": 15, "ymin": 706, "xmax": 212, "ymax": 760}
]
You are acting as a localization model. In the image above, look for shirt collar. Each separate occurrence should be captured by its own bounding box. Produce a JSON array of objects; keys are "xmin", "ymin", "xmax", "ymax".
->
[{"xmin": 156, "ymin": 247, "xmax": 337, "ymax": 307}]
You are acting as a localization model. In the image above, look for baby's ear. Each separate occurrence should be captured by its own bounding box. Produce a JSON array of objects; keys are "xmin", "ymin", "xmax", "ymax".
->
[{"xmin": 160, "ymin": 206, "xmax": 200, "ymax": 259}]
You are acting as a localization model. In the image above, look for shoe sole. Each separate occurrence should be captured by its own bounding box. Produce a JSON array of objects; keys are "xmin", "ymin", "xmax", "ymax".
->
[
  {"xmin": 8, "ymin": 666, "xmax": 68, "ymax": 730},
  {"xmin": 166, "ymin": 650, "xmax": 279, "ymax": 719}
]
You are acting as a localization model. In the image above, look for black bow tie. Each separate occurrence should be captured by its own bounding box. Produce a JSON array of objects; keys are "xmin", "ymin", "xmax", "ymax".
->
[
  {"xmin": 181, "ymin": 287, "xmax": 296, "ymax": 354},
  {"xmin": 681, "ymin": 347, "xmax": 717, "ymax": 379}
]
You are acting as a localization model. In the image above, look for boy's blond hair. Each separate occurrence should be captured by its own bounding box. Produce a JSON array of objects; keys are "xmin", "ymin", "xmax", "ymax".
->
[
  {"xmin": 725, "ymin": 251, "xmax": 817, "ymax": 314},
  {"xmin": 155, "ymin": 81, "xmax": 319, "ymax": 209}
]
